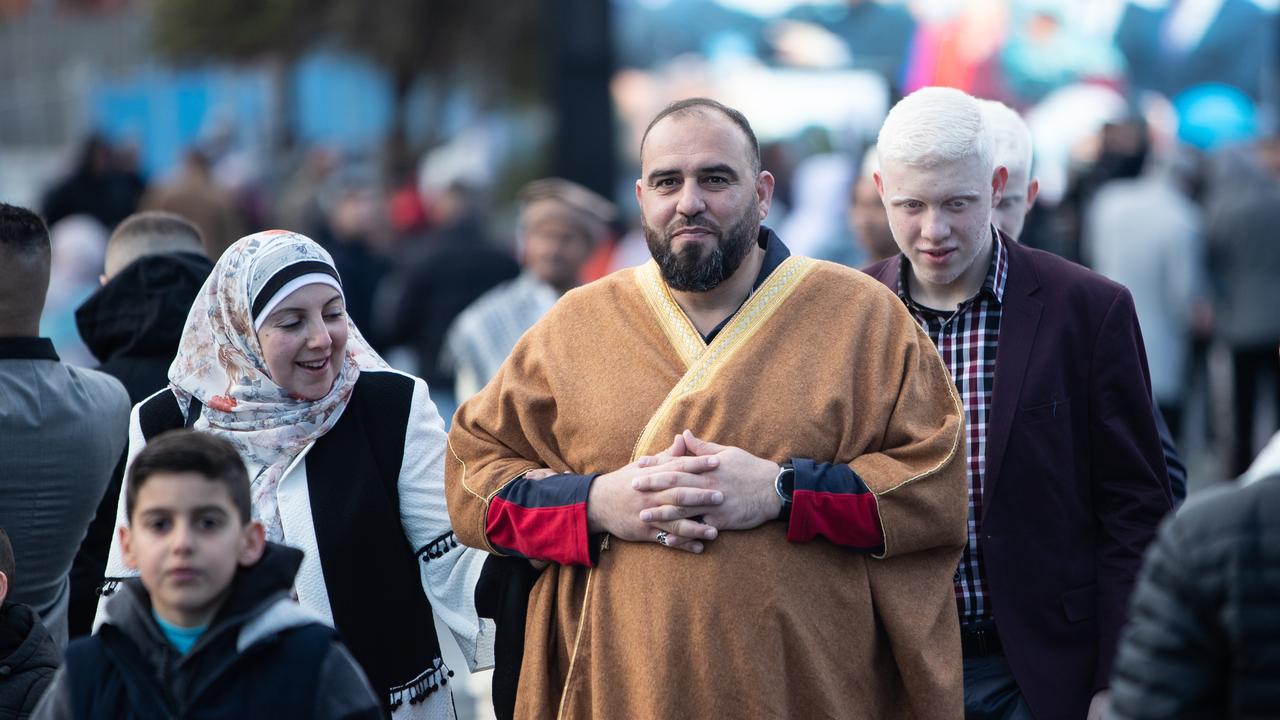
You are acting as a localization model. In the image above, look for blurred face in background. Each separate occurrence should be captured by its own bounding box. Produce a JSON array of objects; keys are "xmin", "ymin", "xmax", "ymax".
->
[
  {"xmin": 521, "ymin": 202, "xmax": 597, "ymax": 293},
  {"xmin": 636, "ymin": 110, "xmax": 773, "ymax": 292},
  {"xmin": 991, "ymin": 166, "xmax": 1038, "ymax": 241},
  {"xmin": 849, "ymin": 176, "xmax": 898, "ymax": 263}
]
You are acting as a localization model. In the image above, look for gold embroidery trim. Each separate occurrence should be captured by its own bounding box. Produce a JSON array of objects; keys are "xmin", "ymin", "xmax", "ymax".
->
[
  {"xmin": 635, "ymin": 261, "xmax": 706, "ymax": 369},
  {"xmin": 630, "ymin": 256, "xmax": 817, "ymax": 461}
]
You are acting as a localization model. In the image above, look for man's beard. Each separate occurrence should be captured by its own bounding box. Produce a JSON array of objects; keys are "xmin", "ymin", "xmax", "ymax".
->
[{"xmin": 643, "ymin": 211, "xmax": 759, "ymax": 292}]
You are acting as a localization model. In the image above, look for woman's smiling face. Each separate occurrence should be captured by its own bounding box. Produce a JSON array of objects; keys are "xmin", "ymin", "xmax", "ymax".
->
[{"xmin": 256, "ymin": 284, "xmax": 348, "ymax": 400}]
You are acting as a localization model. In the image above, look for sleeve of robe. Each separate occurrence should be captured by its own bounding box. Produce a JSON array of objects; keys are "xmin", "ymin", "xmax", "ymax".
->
[
  {"xmin": 445, "ymin": 333, "xmax": 584, "ymax": 563},
  {"xmin": 810, "ymin": 311, "xmax": 969, "ymax": 561}
]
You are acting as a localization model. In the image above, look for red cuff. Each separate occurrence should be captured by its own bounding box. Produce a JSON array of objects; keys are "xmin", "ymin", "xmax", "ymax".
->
[
  {"xmin": 484, "ymin": 473, "xmax": 596, "ymax": 566},
  {"xmin": 786, "ymin": 489, "xmax": 883, "ymax": 550}
]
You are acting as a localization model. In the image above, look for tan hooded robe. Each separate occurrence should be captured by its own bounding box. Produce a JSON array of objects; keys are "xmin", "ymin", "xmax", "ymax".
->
[{"xmin": 447, "ymin": 256, "xmax": 968, "ymax": 719}]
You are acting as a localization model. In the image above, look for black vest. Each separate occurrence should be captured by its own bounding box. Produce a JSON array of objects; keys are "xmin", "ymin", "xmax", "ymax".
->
[{"xmin": 134, "ymin": 372, "xmax": 453, "ymax": 711}]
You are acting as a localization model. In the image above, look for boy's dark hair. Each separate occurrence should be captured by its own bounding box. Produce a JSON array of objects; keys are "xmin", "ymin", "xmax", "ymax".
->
[
  {"xmin": 127, "ymin": 430, "xmax": 252, "ymax": 524},
  {"xmin": 639, "ymin": 97, "xmax": 762, "ymax": 174},
  {"xmin": 0, "ymin": 528, "xmax": 14, "ymax": 582}
]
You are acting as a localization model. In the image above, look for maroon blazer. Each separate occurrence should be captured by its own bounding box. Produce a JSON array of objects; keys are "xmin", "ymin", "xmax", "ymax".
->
[{"xmin": 865, "ymin": 236, "xmax": 1173, "ymax": 720}]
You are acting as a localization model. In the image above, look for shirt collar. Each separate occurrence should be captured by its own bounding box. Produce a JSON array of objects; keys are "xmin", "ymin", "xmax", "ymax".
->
[
  {"xmin": 753, "ymin": 225, "xmax": 790, "ymax": 290},
  {"xmin": 896, "ymin": 226, "xmax": 1008, "ymax": 309},
  {"xmin": 0, "ymin": 337, "xmax": 59, "ymax": 361},
  {"xmin": 701, "ymin": 226, "xmax": 790, "ymax": 343}
]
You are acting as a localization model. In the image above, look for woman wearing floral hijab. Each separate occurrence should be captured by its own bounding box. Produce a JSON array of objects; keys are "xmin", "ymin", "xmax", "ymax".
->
[{"xmin": 100, "ymin": 230, "xmax": 494, "ymax": 718}]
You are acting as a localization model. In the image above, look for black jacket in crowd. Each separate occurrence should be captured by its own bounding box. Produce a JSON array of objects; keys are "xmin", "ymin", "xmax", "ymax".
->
[
  {"xmin": 32, "ymin": 544, "xmax": 381, "ymax": 720},
  {"xmin": 66, "ymin": 251, "xmax": 213, "ymax": 639},
  {"xmin": 1110, "ymin": 473, "xmax": 1280, "ymax": 718},
  {"xmin": 0, "ymin": 603, "xmax": 59, "ymax": 719}
]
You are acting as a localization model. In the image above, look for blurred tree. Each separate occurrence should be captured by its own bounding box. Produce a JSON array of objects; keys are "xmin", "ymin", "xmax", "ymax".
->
[
  {"xmin": 151, "ymin": 0, "xmax": 546, "ymax": 172},
  {"xmin": 327, "ymin": 0, "xmax": 544, "ymax": 143},
  {"xmin": 151, "ymin": 0, "xmax": 323, "ymax": 169}
]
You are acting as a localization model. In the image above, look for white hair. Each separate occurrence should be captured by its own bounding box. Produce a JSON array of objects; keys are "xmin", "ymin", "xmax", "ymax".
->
[
  {"xmin": 876, "ymin": 87, "xmax": 992, "ymax": 172},
  {"xmin": 979, "ymin": 99, "xmax": 1033, "ymax": 181}
]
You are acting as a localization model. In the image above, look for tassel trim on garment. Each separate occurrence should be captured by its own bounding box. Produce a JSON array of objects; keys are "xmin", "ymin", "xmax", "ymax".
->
[
  {"xmin": 97, "ymin": 576, "xmax": 129, "ymax": 597},
  {"xmin": 389, "ymin": 657, "xmax": 455, "ymax": 711},
  {"xmin": 416, "ymin": 530, "xmax": 458, "ymax": 563}
]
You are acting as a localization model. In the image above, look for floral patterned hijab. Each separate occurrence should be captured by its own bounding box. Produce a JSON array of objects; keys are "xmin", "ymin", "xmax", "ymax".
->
[{"xmin": 168, "ymin": 230, "xmax": 388, "ymax": 541}]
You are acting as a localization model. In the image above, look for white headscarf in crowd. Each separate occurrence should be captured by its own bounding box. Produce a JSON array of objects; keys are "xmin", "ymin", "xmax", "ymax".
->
[{"xmin": 168, "ymin": 229, "xmax": 388, "ymax": 541}]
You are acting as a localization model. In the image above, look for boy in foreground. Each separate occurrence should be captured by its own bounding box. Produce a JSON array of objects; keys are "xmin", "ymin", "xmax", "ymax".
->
[{"xmin": 33, "ymin": 430, "xmax": 381, "ymax": 719}]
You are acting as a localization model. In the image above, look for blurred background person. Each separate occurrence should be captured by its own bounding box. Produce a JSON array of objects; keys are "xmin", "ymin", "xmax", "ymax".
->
[
  {"xmin": 1205, "ymin": 133, "xmax": 1280, "ymax": 477},
  {"xmin": 377, "ymin": 177, "xmax": 519, "ymax": 422},
  {"xmin": 981, "ymin": 99, "xmax": 1040, "ymax": 244},
  {"xmin": 1084, "ymin": 120, "xmax": 1206, "ymax": 444},
  {"xmin": 275, "ymin": 145, "xmax": 341, "ymax": 239},
  {"xmin": 441, "ymin": 177, "xmax": 615, "ymax": 403},
  {"xmin": 40, "ymin": 134, "xmax": 145, "ymax": 231},
  {"xmin": 141, "ymin": 148, "xmax": 246, "ymax": 262},
  {"xmin": 848, "ymin": 145, "xmax": 897, "ymax": 265},
  {"xmin": 314, "ymin": 181, "xmax": 390, "ymax": 340},
  {"xmin": 66, "ymin": 210, "xmax": 213, "ymax": 639},
  {"xmin": 40, "ymin": 215, "xmax": 108, "ymax": 368}
]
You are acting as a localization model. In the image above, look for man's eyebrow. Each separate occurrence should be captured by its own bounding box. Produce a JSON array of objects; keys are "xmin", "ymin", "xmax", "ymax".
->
[
  {"xmin": 645, "ymin": 168, "xmax": 681, "ymax": 184},
  {"xmin": 645, "ymin": 164, "xmax": 742, "ymax": 184},
  {"xmin": 698, "ymin": 163, "xmax": 739, "ymax": 179},
  {"xmin": 887, "ymin": 191, "xmax": 982, "ymax": 204}
]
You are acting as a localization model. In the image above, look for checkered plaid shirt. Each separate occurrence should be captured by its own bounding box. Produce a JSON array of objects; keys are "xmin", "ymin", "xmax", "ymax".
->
[{"xmin": 896, "ymin": 232, "xmax": 1008, "ymax": 624}]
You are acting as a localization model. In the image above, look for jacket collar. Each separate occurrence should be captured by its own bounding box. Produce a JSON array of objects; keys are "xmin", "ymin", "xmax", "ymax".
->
[{"xmin": 0, "ymin": 337, "xmax": 58, "ymax": 361}]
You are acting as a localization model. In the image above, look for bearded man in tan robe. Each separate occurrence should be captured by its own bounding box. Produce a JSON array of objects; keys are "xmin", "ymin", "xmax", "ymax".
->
[{"xmin": 446, "ymin": 98, "xmax": 968, "ymax": 719}]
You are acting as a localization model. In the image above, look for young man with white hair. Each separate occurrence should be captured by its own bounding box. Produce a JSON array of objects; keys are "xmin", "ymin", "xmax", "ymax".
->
[{"xmin": 863, "ymin": 87, "xmax": 1173, "ymax": 720}]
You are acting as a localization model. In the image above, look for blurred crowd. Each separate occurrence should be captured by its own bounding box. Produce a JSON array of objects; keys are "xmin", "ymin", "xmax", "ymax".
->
[{"xmin": 34, "ymin": 91, "xmax": 1280, "ymax": 486}]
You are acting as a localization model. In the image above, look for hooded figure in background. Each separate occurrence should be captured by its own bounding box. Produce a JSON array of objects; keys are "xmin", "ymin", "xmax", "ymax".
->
[{"xmin": 67, "ymin": 211, "xmax": 214, "ymax": 639}]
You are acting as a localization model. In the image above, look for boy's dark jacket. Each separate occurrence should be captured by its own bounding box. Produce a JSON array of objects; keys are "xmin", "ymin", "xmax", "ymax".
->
[
  {"xmin": 0, "ymin": 602, "xmax": 59, "ymax": 719},
  {"xmin": 32, "ymin": 543, "xmax": 381, "ymax": 720}
]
